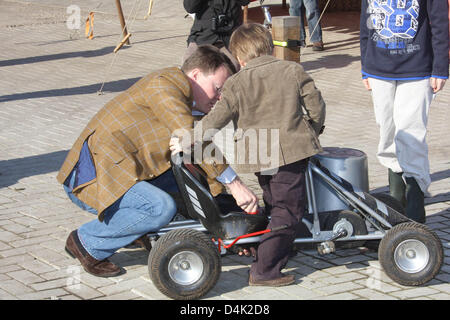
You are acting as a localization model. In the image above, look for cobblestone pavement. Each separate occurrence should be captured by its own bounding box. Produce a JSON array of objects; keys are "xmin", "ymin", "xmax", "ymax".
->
[{"xmin": 0, "ymin": 0, "xmax": 449, "ymax": 301}]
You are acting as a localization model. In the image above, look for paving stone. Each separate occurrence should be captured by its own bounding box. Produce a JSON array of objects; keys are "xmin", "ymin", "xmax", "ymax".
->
[
  {"xmin": 390, "ymin": 287, "xmax": 442, "ymax": 300},
  {"xmin": 64, "ymin": 283, "xmax": 104, "ymax": 300},
  {"xmin": 0, "ymin": 279, "xmax": 35, "ymax": 296},
  {"xmin": 7, "ymin": 269, "xmax": 45, "ymax": 285},
  {"xmin": 17, "ymin": 288, "xmax": 69, "ymax": 300},
  {"xmin": 352, "ymin": 288, "xmax": 399, "ymax": 300}
]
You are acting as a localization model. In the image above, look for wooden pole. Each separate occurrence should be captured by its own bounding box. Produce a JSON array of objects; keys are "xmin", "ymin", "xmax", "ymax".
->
[
  {"xmin": 115, "ymin": 0, "xmax": 130, "ymax": 45},
  {"xmin": 272, "ymin": 16, "xmax": 301, "ymax": 63},
  {"xmin": 243, "ymin": 5, "xmax": 248, "ymax": 24}
]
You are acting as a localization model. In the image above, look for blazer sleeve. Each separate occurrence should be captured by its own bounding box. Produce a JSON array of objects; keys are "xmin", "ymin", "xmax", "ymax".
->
[{"xmin": 145, "ymin": 75, "xmax": 228, "ymax": 179}]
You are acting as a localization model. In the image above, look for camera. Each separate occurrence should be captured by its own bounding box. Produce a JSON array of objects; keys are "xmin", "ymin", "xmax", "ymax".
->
[{"xmin": 211, "ymin": 14, "xmax": 234, "ymax": 33}]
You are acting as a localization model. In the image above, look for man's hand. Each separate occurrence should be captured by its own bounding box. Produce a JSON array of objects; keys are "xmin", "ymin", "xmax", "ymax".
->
[
  {"xmin": 430, "ymin": 77, "xmax": 446, "ymax": 93},
  {"xmin": 225, "ymin": 176, "xmax": 259, "ymax": 214},
  {"xmin": 169, "ymin": 136, "xmax": 183, "ymax": 155}
]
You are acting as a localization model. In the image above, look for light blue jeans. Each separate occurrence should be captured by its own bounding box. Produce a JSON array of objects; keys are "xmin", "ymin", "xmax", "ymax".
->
[
  {"xmin": 289, "ymin": 0, "xmax": 323, "ymax": 43},
  {"xmin": 64, "ymin": 169, "xmax": 177, "ymax": 260}
]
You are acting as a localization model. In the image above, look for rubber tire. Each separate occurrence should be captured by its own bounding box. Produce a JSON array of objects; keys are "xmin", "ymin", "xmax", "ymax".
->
[
  {"xmin": 378, "ymin": 222, "xmax": 443, "ymax": 286},
  {"xmin": 148, "ymin": 229, "xmax": 221, "ymax": 300},
  {"xmin": 324, "ymin": 210, "xmax": 368, "ymax": 249}
]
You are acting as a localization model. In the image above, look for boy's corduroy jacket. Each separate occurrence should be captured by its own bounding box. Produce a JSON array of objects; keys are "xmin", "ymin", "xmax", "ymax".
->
[{"xmin": 195, "ymin": 55, "xmax": 326, "ymax": 173}]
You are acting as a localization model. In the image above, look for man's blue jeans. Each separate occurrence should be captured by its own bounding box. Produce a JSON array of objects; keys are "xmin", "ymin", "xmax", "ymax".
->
[
  {"xmin": 289, "ymin": 0, "xmax": 323, "ymax": 43},
  {"xmin": 63, "ymin": 169, "xmax": 177, "ymax": 261}
]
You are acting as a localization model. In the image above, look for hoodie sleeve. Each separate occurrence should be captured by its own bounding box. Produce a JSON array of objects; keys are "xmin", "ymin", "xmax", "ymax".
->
[
  {"xmin": 428, "ymin": 0, "xmax": 450, "ymax": 78},
  {"xmin": 359, "ymin": 0, "xmax": 370, "ymax": 79}
]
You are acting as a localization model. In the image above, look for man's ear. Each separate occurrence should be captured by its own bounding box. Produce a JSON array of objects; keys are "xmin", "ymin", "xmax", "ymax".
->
[{"xmin": 187, "ymin": 67, "xmax": 202, "ymax": 81}]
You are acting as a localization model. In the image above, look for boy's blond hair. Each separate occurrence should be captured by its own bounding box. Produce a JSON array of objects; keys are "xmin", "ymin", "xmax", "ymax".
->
[{"xmin": 229, "ymin": 23, "xmax": 274, "ymax": 64}]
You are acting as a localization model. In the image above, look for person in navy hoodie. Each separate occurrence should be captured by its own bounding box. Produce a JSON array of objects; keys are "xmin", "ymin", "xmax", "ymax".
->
[{"xmin": 360, "ymin": 0, "xmax": 449, "ymax": 223}]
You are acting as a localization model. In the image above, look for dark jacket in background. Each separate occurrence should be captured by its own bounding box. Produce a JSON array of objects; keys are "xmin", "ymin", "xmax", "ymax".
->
[{"xmin": 184, "ymin": 0, "xmax": 250, "ymax": 48}]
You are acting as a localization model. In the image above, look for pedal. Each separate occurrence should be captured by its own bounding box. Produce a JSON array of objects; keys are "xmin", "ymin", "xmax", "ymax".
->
[{"xmin": 318, "ymin": 240, "xmax": 335, "ymax": 255}]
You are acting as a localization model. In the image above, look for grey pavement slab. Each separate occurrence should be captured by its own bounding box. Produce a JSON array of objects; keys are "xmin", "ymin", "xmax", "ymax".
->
[{"xmin": 0, "ymin": 0, "xmax": 449, "ymax": 301}]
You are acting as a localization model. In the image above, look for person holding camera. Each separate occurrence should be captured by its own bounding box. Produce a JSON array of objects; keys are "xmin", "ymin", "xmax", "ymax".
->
[{"xmin": 183, "ymin": 0, "xmax": 251, "ymax": 71}]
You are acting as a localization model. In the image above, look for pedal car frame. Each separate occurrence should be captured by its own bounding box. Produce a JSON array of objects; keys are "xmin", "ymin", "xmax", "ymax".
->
[{"xmin": 146, "ymin": 152, "xmax": 443, "ymax": 300}]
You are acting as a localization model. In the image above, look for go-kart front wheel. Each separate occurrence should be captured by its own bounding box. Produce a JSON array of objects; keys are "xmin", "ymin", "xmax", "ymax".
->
[
  {"xmin": 148, "ymin": 229, "xmax": 221, "ymax": 300},
  {"xmin": 378, "ymin": 222, "xmax": 443, "ymax": 286}
]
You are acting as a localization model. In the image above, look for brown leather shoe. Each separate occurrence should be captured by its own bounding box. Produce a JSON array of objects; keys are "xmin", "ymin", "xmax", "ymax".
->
[
  {"xmin": 249, "ymin": 274, "xmax": 295, "ymax": 287},
  {"xmin": 312, "ymin": 41, "xmax": 324, "ymax": 51},
  {"xmin": 65, "ymin": 230, "xmax": 123, "ymax": 278}
]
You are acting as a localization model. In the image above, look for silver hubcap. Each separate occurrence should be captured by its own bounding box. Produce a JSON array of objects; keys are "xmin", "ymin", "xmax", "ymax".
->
[
  {"xmin": 168, "ymin": 251, "xmax": 204, "ymax": 285},
  {"xmin": 394, "ymin": 239, "xmax": 429, "ymax": 273}
]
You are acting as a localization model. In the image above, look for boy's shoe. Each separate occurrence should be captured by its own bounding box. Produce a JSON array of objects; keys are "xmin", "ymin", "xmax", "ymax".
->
[
  {"xmin": 249, "ymin": 274, "xmax": 295, "ymax": 287},
  {"xmin": 65, "ymin": 230, "xmax": 124, "ymax": 278},
  {"xmin": 300, "ymin": 40, "xmax": 306, "ymax": 48},
  {"xmin": 405, "ymin": 177, "xmax": 426, "ymax": 224},
  {"xmin": 388, "ymin": 169, "xmax": 406, "ymax": 207},
  {"xmin": 312, "ymin": 41, "xmax": 324, "ymax": 51}
]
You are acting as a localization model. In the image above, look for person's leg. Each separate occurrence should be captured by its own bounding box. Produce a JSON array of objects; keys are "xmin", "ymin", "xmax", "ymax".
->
[
  {"xmin": 77, "ymin": 181, "xmax": 176, "ymax": 261},
  {"xmin": 250, "ymin": 159, "xmax": 308, "ymax": 283},
  {"xmin": 289, "ymin": 0, "xmax": 307, "ymax": 43},
  {"xmin": 394, "ymin": 79, "xmax": 433, "ymax": 194},
  {"xmin": 368, "ymin": 78, "xmax": 403, "ymax": 174},
  {"xmin": 303, "ymin": 0, "xmax": 322, "ymax": 44},
  {"xmin": 369, "ymin": 78, "xmax": 409, "ymax": 208},
  {"xmin": 393, "ymin": 79, "xmax": 433, "ymax": 223}
]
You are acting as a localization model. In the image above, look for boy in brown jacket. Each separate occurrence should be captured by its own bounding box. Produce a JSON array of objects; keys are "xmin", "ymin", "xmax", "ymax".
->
[{"xmin": 172, "ymin": 23, "xmax": 326, "ymax": 286}]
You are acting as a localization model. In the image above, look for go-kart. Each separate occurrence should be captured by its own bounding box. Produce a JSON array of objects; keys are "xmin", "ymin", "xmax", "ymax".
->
[{"xmin": 145, "ymin": 148, "xmax": 443, "ymax": 300}]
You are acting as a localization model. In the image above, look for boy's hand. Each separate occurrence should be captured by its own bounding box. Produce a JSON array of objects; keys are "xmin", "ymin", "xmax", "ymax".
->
[
  {"xmin": 430, "ymin": 77, "xmax": 446, "ymax": 93},
  {"xmin": 362, "ymin": 78, "xmax": 371, "ymax": 90},
  {"xmin": 225, "ymin": 177, "xmax": 259, "ymax": 214}
]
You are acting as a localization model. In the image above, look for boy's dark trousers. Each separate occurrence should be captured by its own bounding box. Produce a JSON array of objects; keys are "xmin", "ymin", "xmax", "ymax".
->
[{"xmin": 250, "ymin": 158, "xmax": 308, "ymax": 281}]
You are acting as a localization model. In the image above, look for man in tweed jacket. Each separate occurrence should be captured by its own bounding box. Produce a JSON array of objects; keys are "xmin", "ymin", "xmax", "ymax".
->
[{"xmin": 59, "ymin": 46, "xmax": 258, "ymax": 277}]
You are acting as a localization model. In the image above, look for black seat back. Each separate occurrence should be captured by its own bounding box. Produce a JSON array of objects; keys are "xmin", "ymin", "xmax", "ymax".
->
[
  {"xmin": 171, "ymin": 153, "xmax": 227, "ymax": 232},
  {"xmin": 170, "ymin": 153, "xmax": 268, "ymax": 239}
]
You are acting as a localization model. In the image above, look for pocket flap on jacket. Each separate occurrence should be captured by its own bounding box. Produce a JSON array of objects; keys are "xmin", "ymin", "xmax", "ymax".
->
[
  {"xmin": 96, "ymin": 144, "xmax": 125, "ymax": 164},
  {"xmin": 112, "ymin": 130, "xmax": 138, "ymax": 153}
]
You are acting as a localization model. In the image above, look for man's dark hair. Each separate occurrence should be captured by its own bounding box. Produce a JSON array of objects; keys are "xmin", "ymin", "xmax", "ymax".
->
[{"xmin": 181, "ymin": 44, "xmax": 236, "ymax": 75}]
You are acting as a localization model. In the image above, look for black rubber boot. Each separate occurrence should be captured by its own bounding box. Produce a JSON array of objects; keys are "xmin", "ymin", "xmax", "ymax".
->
[
  {"xmin": 388, "ymin": 169, "xmax": 406, "ymax": 208},
  {"xmin": 405, "ymin": 177, "xmax": 426, "ymax": 224}
]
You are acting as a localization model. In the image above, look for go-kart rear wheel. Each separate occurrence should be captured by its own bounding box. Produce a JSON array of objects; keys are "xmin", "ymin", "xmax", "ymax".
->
[
  {"xmin": 324, "ymin": 210, "xmax": 368, "ymax": 249},
  {"xmin": 148, "ymin": 229, "xmax": 221, "ymax": 300},
  {"xmin": 378, "ymin": 222, "xmax": 443, "ymax": 286}
]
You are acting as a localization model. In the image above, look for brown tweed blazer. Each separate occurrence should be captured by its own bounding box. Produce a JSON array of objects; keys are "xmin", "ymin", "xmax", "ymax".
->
[{"xmin": 57, "ymin": 67, "xmax": 226, "ymax": 221}]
